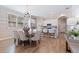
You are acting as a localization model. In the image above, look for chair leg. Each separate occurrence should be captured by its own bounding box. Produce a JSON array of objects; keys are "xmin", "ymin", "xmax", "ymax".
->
[
  {"xmin": 32, "ymin": 40, "xmax": 34, "ymax": 47},
  {"xmin": 26, "ymin": 40, "xmax": 28, "ymax": 45},
  {"xmin": 32, "ymin": 41, "xmax": 36, "ymax": 47},
  {"xmin": 19, "ymin": 40, "xmax": 24, "ymax": 46},
  {"xmin": 38, "ymin": 40, "xmax": 40, "ymax": 44},
  {"xmin": 35, "ymin": 41, "xmax": 37, "ymax": 46},
  {"xmin": 25, "ymin": 40, "xmax": 29, "ymax": 45},
  {"xmin": 14, "ymin": 39, "xmax": 16, "ymax": 44},
  {"xmin": 14, "ymin": 39, "xmax": 19, "ymax": 46},
  {"xmin": 29, "ymin": 40, "xmax": 32, "ymax": 46},
  {"xmin": 18, "ymin": 39, "xmax": 21, "ymax": 45},
  {"xmin": 24, "ymin": 41, "xmax": 26, "ymax": 46}
]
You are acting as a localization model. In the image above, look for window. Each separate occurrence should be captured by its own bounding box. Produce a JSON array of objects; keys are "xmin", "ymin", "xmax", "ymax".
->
[
  {"xmin": 17, "ymin": 17, "xmax": 24, "ymax": 28},
  {"xmin": 8, "ymin": 14, "xmax": 16, "ymax": 27}
]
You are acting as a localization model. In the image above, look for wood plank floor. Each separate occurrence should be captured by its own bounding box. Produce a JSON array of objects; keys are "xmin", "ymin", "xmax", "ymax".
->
[{"xmin": 0, "ymin": 33, "xmax": 66, "ymax": 53}]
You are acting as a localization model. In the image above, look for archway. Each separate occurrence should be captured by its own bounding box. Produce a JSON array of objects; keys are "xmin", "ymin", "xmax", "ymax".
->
[{"xmin": 58, "ymin": 16, "xmax": 68, "ymax": 35}]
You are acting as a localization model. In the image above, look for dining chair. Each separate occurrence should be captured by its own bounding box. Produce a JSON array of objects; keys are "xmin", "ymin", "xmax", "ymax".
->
[
  {"xmin": 13, "ymin": 31, "xmax": 20, "ymax": 46},
  {"xmin": 43, "ymin": 28, "xmax": 47, "ymax": 34},
  {"xmin": 30, "ymin": 31, "xmax": 41, "ymax": 46},
  {"xmin": 18, "ymin": 31, "xmax": 28, "ymax": 46}
]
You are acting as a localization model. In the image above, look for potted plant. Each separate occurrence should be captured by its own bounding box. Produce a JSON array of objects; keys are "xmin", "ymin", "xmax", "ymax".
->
[{"xmin": 68, "ymin": 30, "xmax": 79, "ymax": 40}]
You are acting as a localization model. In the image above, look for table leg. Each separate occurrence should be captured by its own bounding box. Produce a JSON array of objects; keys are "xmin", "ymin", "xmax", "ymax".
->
[{"xmin": 29, "ymin": 40, "xmax": 31, "ymax": 46}]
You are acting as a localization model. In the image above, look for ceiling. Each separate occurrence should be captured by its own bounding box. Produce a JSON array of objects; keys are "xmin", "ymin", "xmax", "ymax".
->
[{"xmin": 2, "ymin": 5, "xmax": 72, "ymax": 18}]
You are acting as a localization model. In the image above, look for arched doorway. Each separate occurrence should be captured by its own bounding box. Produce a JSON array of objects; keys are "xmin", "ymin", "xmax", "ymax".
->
[{"xmin": 58, "ymin": 16, "xmax": 67, "ymax": 35}]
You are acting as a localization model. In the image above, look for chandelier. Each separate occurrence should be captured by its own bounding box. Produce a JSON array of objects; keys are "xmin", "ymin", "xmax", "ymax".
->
[
  {"xmin": 24, "ymin": 11, "xmax": 31, "ymax": 18},
  {"xmin": 24, "ymin": 5, "xmax": 32, "ymax": 33},
  {"xmin": 24, "ymin": 5, "xmax": 31, "ymax": 18}
]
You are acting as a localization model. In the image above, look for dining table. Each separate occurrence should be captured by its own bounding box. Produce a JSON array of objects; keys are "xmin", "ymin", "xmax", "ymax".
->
[{"xmin": 25, "ymin": 32, "xmax": 35, "ymax": 46}]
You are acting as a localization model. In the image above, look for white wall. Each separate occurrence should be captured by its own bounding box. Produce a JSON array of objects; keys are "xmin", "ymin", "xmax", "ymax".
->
[
  {"xmin": 72, "ymin": 6, "xmax": 79, "ymax": 17},
  {"xmin": 67, "ymin": 17, "xmax": 79, "ymax": 25},
  {"xmin": 67, "ymin": 17, "xmax": 79, "ymax": 31},
  {"xmin": 43, "ymin": 19, "xmax": 58, "ymax": 26},
  {"xmin": 0, "ymin": 6, "xmax": 23, "ymax": 38},
  {"xmin": 36, "ymin": 17, "xmax": 58, "ymax": 30},
  {"xmin": 36, "ymin": 17, "xmax": 44, "ymax": 31}
]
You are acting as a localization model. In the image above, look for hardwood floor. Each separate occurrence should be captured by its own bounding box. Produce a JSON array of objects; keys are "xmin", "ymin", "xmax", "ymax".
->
[{"xmin": 0, "ymin": 33, "xmax": 66, "ymax": 53}]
